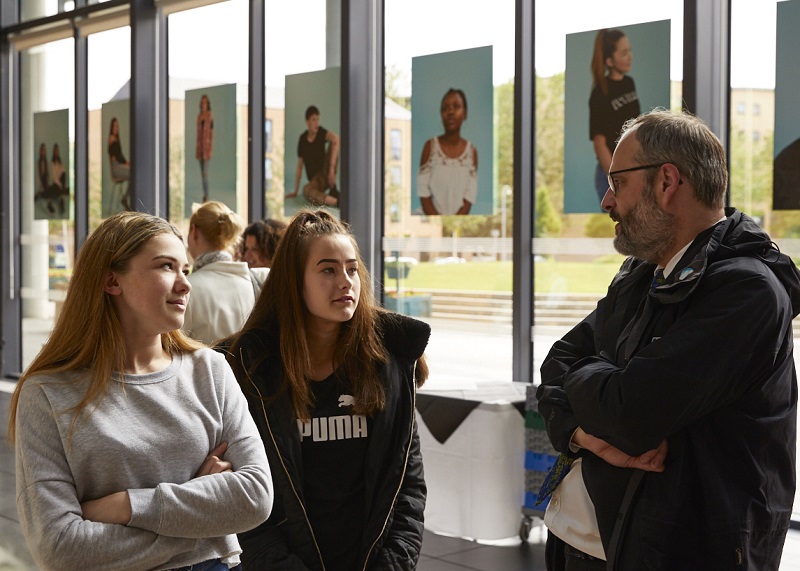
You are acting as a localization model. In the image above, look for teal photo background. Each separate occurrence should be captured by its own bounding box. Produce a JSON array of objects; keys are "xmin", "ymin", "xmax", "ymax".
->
[
  {"xmin": 101, "ymin": 100, "xmax": 131, "ymax": 217},
  {"xmin": 184, "ymin": 84, "xmax": 238, "ymax": 217},
  {"xmin": 775, "ymin": 0, "xmax": 800, "ymax": 155},
  {"xmin": 411, "ymin": 46, "xmax": 494, "ymax": 216},
  {"xmin": 564, "ymin": 20, "xmax": 671, "ymax": 214},
  {"xmin": 284, "ymin": 67, "xmax": 341, "ymax": 217},
  {"xmin": 33, "ymin": 109, "xmax": 70, "ymax": 220},
  {"xmin": 773, "ymin": 0, "xmax": 800, "ymax": 210}
]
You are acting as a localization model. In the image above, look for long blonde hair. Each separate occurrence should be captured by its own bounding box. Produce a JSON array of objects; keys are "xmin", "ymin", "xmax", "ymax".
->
[
  {"xmin": 190, "ymin": 201, "xmax": 244, "ymax": 253},
  {"xmin": 7, "ymin": 212, "xmax": 204, "ymax": 444},
  {"xmin": 229, "ymin": 209, "xmax": 389, "ymax": 420}
]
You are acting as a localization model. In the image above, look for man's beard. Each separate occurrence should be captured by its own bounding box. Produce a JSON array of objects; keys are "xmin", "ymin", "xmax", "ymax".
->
[{"xmin": 611, "ymin": 184, "xmax": 675, "ymax": 263}]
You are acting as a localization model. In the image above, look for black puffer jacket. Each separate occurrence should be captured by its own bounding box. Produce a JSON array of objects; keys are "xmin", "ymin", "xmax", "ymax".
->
[
  {"xmin": 227, "ymin": 312, "xmax": 430, "ymax": 570},
  {"xmin": 537, "ymin": 209, "xmax": 800, "ymax": 570}
]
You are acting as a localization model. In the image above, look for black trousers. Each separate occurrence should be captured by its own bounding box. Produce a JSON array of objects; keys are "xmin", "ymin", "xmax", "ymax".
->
[{"xmin": 545, "ymin": 531, "xmax": 607, "ymax": 571}]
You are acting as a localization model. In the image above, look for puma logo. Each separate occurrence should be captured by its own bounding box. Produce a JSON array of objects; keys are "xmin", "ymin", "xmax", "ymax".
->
[{"xmin": 338, "ymin": 394, "xmax": 355, "ymax": 408}]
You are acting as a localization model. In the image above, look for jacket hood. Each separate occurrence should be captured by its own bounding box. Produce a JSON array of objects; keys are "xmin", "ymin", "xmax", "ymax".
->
[
  {"xmin": 378, "ymin": 311, "xmax": 431, "ymax": 374},
  {"xmin": 232, "ymin": 310, "xmax": 431, "ymax": 391},
  {"xmin": 653, "ymin": 208, "xmax": 800, "ymax": 316}
]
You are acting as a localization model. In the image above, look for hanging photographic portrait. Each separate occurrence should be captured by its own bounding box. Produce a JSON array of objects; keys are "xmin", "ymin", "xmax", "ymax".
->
[
  {"xmin": 411, "ymin": 46, "xmax": 494, "ymax": 216},
  {"xmin": 283, "ymin": 68, "xmax": 342, "ymax": 217},
  {"xmin": 563, "ymin": 20, "xmax": 671, "ymax": 214},
  {"xmin": 33, "ymin": 109, "xmax": 70, "ymax": 220},
  {"xmin": 101, "ymin": 100, "xmax": 132, "ymax": 218},
  {"xmin": 773, "ymin": 0, "xmax": 800, "ymax": 210},
  {"xmin": 184, "ymin": 84, "xmax": 238, "ymax": 217}
]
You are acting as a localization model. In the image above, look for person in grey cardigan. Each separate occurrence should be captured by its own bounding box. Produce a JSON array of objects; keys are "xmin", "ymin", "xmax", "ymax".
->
[{"xmin": 9, "ymin": 211, "xmax": 273, "ymax": 571}]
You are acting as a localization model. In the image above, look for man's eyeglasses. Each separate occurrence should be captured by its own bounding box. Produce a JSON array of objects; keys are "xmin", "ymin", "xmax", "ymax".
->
[{"xmin": 607, "ymin": 163, "xmax": 668, "ymax": 196}]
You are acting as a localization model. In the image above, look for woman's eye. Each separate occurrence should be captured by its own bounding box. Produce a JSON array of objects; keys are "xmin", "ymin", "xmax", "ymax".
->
[{"xmin": 347, "ymin": 267, "xmax": 358, "ymax": 275}]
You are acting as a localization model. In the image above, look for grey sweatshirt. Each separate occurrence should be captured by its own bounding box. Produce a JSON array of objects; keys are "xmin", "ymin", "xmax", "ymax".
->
[{"xmin": 14, "ymin": 348, "xmax": 273, "ymax": 571}]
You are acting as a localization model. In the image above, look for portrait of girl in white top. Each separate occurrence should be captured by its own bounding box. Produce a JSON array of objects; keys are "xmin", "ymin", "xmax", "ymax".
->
[
  {"xmin": 9, "ymin": 211, "xmax": 273, "ymax": 571},
  {"xmin": 417, "ymin": 88, "xmax": 478, "ymax": 215}
]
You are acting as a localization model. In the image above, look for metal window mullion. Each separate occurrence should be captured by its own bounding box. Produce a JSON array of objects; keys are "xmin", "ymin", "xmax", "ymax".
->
[
  {"xmin": 341, "ymin": 0, "xmax": 384, "ymax": 297},
  {"xmin": 248, "ymin": 0, "xmax": 265, "ymax": 221},
  {"xmin": 1, "ymin": 2, "xmax": 22, "ymax": 377},
  {"xmin": 74, "ymin": 18, "xmax": 88, "ymax": 250},
  {"xmin": 516, "ymin": 0, "xmax": 535, "ymax": 384},
  {"xmin": 130, "ymin": 0, "xmax": 167, "ymax": 217}
]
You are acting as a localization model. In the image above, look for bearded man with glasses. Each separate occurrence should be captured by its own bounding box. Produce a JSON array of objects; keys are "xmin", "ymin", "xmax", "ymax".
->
[{"xmin": 537, "ymin": 109, "xmax": 799, "ymax": 570}]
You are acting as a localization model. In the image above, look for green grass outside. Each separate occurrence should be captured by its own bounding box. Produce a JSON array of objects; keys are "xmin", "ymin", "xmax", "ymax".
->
[{"xmin": 383, "ymin": 258, "xmax": 625, "ymax": 295}]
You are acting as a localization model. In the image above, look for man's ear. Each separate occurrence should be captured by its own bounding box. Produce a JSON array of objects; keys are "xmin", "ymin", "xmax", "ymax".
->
[
  {"xmin": 104, "ymin": 271, "xmax": 121, "ymax": 295},
  {"xmin": 660, "ymin": 163, "xmax": 682, "ymax": 201}
]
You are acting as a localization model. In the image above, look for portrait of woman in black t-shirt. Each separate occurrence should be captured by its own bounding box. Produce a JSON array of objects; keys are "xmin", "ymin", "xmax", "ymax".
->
[{"xmin": 589, "ymin": 28, "xmax": 640, "ymax": 202}]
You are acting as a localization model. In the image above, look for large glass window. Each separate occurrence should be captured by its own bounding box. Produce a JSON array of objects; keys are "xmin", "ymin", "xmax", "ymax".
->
[
  {"xmin": 384, "ymin": 0, "xmax": 516, "ymax": 388},
  {"xmin": 730, "ymin": 0, "xmax": 800, "ymax": 521},
  {"xmin": 20, "ymin": 37, "xmax": 75, "ymax": 370},
  {"xmin": 532, "ymin": 1, "xmax": 684, "ymax": 383},
  {"xmin": 264, "ymin": 0, "xmax": 332, "ymax": 221},
  {"xmin": 87, "ymin": 26, "xmax": 130, "ymax": 233},
  {"xmin": 167, "ymin": 0, "xmax": 250, "ymax": 233}
]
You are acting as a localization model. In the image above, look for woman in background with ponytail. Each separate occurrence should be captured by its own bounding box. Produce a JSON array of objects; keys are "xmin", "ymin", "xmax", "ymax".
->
[
  {"xmin": 183, "ymin": 201, "xmax": 268, "ymax": 344},
  {"xmin": 589, "ymin": 28, "xmax": 640, "ymax": 202}
]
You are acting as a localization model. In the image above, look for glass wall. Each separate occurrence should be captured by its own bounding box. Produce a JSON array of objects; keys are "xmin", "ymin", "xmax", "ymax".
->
[
  {"xmin": 20, "ymin": 37, "xmax": 75, "ymax": 370},
  {"xmin": 730, "ymin": 0, "xmax": 800, "ymax": 522},
  {"xmin": 167, "ymin": 0, "xmax": 250, "ymax": 234},
  {"xmin": 264, "ymin": 0, "xmax": 332, "ymax": 222},
  {"xmin": 88, "ymin": 26, "xmax": 130, "ymax": 232},
  {"xmin": 384, "ymin": 0, "xmax": 516, "ymax": 388},
  {"xmin": 532, "ymin": 0, "xmax": 684, "ymax": 383}
]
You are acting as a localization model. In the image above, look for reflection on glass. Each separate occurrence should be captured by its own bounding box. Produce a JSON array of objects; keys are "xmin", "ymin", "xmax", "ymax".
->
[{"xmin": 531, "ymin": 0, "xmax": 683, "ymax": 385}]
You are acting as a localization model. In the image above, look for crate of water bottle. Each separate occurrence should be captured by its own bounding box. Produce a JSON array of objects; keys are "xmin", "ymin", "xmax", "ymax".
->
[
  {"xmin": 525, "ymin": 427, "xmax": 557, "ymax": 456},
  {"xmin": 525, "ymin": 467, "xmax": 547, "ymax": 491},
  {"xmin": 525, "ymin": 383, "xmax": 538, "ymax": 411},
  {"xmin": 525, "ymin": 449, "xmax": 557, "ymax": 472}
]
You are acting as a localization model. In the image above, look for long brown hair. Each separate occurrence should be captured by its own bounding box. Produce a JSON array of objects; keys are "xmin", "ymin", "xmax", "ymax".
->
[
  {"xmin": 7, "ymin": 212, "xmax": 204, "ymax": 444},
  {"xmin": 591, "ymin": 28, "xmax": 626, "ymax": 96},
  {"xmin": 230, "ymin": 209, "xmax": 389, "ymax": 420}
]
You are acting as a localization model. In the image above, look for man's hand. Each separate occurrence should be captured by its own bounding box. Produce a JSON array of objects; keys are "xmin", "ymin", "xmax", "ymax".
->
[
  {"xmin": 574, "ymin": 428, "xmax": 668, "ymax": 472},
  {"xmin": 81, "ymin": 491, "xmax": 132, "ymax": 525},
  {"xmin": 195, "ymin": 441, "xmax": 232, "ymax": 478}
]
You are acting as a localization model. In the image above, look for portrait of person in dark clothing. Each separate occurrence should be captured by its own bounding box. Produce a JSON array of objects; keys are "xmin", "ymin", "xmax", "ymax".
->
[
  {"xmin": 589, "ymin": 28, "xmax": 640, "ymax": 203},
  {"xmin": 107, "ymin": 116, "xmax": 131, "ymax": 213},
  {"xmin": 286, "ymin": 105, "xmax": 340, "ymax": 207},
  {"xmin": 773, "ymin": 137, "xmax": 800, "ymax": 210}
]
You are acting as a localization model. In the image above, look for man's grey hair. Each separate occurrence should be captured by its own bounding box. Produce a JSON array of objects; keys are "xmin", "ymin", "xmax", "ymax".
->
[{"xmin": 620, "ymin": 109, "xmax": 728, "ymax": 209}]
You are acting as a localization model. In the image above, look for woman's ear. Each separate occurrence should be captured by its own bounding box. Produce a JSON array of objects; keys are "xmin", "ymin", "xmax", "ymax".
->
[{"xmin": 104, "ymin": 271, "xmax": 121, "ymax": 295}]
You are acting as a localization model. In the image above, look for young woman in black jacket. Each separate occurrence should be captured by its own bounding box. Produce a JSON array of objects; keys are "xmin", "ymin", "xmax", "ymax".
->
[{"xmin": 225, "ymin": 209, "xmax": 430, "ymax": 570}]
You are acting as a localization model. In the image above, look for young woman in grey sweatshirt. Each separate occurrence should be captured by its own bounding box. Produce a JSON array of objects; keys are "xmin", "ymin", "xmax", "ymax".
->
[{"xmin": 8, "ymin": 212, "xmax": 273, "ymax": 571}]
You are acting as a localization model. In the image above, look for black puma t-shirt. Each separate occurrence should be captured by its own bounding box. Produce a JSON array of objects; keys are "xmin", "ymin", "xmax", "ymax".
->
[{"xmin": 300, "ymin": 375, "xmax": 372, "ymax": 570}]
